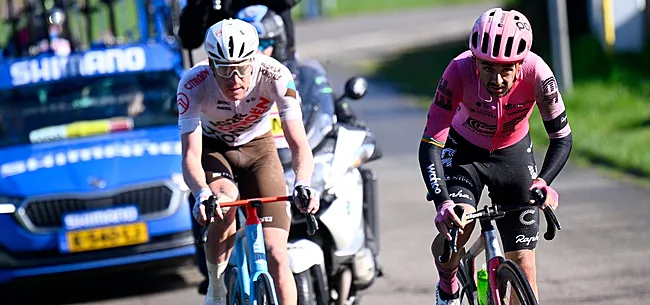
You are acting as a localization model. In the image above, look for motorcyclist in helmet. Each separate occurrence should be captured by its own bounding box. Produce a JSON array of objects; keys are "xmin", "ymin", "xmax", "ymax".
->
[
  {"xmin": 236, "ymin": 4, "xmax": 366, "ymax": 128},
  {"xmin": 178, "ymin": 0, "xmax": 298, "ymax": 64}
]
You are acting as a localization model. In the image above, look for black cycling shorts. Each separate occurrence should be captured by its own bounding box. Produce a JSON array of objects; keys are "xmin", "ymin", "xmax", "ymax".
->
[{"xmin": 442, "ymin": 128, "xmax": 540, "ymax": 252}]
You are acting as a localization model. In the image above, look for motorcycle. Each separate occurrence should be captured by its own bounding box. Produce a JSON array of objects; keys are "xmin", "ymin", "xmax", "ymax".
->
[
  {"xmin": 227, "ymin": 59, "xmax": 382, "ymax": 305},
  {"xmin": 280, "ymin": 59, "xmax": 383, "ymax": 305}
]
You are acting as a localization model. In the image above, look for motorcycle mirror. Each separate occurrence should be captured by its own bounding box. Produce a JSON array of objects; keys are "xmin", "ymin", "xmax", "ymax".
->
[
  {"xmin": 343, "ymin": 77, "xmax": 368, "ymax": 101},
  {"xmin": 48, "ymin": 8, "xmax": 66, "ymax": 26}
]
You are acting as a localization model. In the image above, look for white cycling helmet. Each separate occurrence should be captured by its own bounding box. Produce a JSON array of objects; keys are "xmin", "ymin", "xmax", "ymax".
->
[{"xmin": 204, "ymin": 18, "xmax": 259, "ymax": 64}]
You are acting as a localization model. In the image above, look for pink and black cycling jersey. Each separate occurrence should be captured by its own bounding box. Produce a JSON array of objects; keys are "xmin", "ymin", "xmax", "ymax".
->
[
  {"xmin": 177, "ymin": 54, "xmax": 302, "ymax": 146},
  {"xmin": 422, "ymin": 50, "xmax": 571, "ymax": 150}
]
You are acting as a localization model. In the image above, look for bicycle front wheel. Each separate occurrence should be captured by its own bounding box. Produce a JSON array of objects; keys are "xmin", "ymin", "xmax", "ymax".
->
[
  {"xmin": 225, "ymin": 266, "xmax": 244, "ymax": 305},
  {"xmin": 456, "ymin": 260, "xmax": 477, "ymax": 305},
  {"xmin": 255, "ymin": 273, "xmax": 278, "ymax": 305},
  {"xmin": 496, "ymin": 260, "xmax": 538, "ymax": 305}
]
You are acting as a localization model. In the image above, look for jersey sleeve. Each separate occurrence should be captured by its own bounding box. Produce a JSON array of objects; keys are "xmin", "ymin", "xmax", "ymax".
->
[
  {"xmin": 270, "ymin": 64, "xmax": 303, "ymax": 122},
  {"xmin": 534, "ymin": 58, "xmax": 571, "ymax": 139},
  {"xmin": 177, "ymin": 71, "xmax": 202, "ymax": 135},
  {"xmin": 422, "ymin": 60, "xmax": 463, "ymax": 147}
]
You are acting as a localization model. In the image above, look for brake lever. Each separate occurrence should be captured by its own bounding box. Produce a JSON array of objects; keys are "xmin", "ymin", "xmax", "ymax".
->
[
  {"xmin": 297, "ymin": 187, "xmax": 319, "ymax": 236},
  {"xmin": 439, "ymin": 205, "xmax": 465, "ymax": 263},
  {"xmin": 531, "ymin": 187, "xmax": 562, "ymax": 241},
  {"xmin": 197, "ymin": 195, "xmax": 218, "ymax": 246}
]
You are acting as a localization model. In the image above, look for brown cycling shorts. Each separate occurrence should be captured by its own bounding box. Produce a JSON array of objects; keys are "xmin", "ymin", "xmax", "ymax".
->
[{"xmin": 201, "ymin": 131, "xmax": 291, "ymax": 231}]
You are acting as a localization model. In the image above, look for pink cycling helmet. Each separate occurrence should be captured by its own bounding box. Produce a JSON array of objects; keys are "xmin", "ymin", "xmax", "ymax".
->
[{"xmin": 469, "ymin": 8, "xmax": 533, "ymax": 63}]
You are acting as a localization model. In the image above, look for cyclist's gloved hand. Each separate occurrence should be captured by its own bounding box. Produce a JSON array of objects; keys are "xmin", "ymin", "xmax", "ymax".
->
[
  {"xmin": 192, "ymin": 188, "xmax": 224, "ymax": 226},
  {"xmin": 434, "ymin": 200, "xmax": 464, "ymax": 241},
  {"xmin": 293, "ymin": 182, "xmax": 320, "ymax": 215},
  {"xmin": 529, "ymin": 178, "xmax": 559, "ymax": 210}
]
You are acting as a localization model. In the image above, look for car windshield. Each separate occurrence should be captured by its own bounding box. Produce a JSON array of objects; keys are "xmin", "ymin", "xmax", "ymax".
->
[{"xmin": 0, "ymin": 71, "xmax": 179, "ymax": 148}]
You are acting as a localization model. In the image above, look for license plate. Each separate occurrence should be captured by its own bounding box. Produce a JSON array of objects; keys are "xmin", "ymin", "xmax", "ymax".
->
[{"xmin": 62, "ymin": 222, "xmax": 149, "ymax": 253}]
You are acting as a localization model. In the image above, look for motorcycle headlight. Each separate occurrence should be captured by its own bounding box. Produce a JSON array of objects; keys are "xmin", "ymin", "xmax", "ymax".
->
[
  {"xmin": 307, "ymin": 112, "xmax": 334, "ymax": 149},
  {"xmin": 311, "ymin": 153, "xmax": 334, "ymax": 192},
  {"xmin": 284, "ymin": 152, "xmax": 334, "ymax": 194}
]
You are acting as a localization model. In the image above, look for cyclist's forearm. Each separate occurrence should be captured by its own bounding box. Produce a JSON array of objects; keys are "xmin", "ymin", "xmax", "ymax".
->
[
  {"xmin": 538, "ymin": 133, "xmax": 573, "ymax": 185},
  {"xmin": 418, "ymin": 141, "xmax": 451, "ymax": 208},
  {"xmin": 292, "ymin": 146, "xmax": 314, "ymax": 185},
  {"xmin": 182, "ymin": 155, "xmax": 210, "ymax": 196},
  {"xmin": 282, "ymin": 118, "xmax": 314, "ymax": 185}
]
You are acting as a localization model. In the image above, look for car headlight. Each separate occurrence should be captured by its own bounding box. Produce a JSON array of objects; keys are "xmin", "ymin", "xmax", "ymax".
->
[
  {"xmin": 0, "ymin": 196, "xmax": 24, "ymax": 214},
  {"xmin": 170, "ymin": 172, "xmax": 190, "ymax": 192}
]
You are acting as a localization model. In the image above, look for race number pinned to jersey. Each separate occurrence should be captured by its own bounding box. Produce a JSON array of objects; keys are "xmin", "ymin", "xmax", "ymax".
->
[{"xmin": 270, "ymin": 103, "xmax": 289, "ymax": 149}]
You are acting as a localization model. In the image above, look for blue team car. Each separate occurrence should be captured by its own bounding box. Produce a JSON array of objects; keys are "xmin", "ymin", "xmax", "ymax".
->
[{"xmin": 0, "ymin": 0, "xmax": 195, "ymax": 285}]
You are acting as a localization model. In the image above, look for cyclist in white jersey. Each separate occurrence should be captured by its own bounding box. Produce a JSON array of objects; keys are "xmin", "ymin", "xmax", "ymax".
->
[{"xmin": 177, "ymin": 18, "xmax": 319, "ymax": 305}]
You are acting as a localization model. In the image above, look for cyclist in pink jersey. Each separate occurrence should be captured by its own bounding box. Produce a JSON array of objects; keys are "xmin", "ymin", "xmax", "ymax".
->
[{"xmin": 417, "ymin": 8, "xmax": 573, "ymax": 304}]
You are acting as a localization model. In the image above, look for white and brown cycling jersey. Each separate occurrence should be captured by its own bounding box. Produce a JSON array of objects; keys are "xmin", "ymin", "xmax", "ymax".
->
[{"xmin": 177, "ymin": 53, "xmax": 302, "ymax": 146}]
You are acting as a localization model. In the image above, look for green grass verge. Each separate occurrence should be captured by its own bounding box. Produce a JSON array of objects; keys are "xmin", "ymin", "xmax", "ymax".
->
[
  {"xmin": 366, "ymin": 34, "xmax": 650, "ymax": 181},
  {"xmin": 293, "ymin": 0, "xmax": 497, "ymax": 19}
]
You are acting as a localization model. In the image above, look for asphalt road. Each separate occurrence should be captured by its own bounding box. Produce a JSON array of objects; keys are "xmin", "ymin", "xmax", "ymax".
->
[{"xmin": 5, "ymin": 3, "xmax": 650, "ymax": 305}]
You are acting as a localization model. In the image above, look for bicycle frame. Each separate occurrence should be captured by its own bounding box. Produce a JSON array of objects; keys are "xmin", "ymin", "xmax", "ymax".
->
[
  {"xmin": 197, "ymin": 192, "xmax": 318, "ymax": 304},
  {"xmin": 224, "ymin": 197, "xmax": 286, "ymax": 305},
  {"xmin": 459, "ymin": 217, "xmax": 506, "ymax": 305},
  {"xmin": 438, "ymin": 188, "xmax": 560, "ymax": 305}
]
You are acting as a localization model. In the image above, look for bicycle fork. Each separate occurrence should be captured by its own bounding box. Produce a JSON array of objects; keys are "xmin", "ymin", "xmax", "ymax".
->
[
  {"xmin": 233, "ymin": 229, "xmax": 251, "ymax": 304},
  {"xmin": 232, "ymin": 204, "xmax": 280, "ymax": 305},
  {"xmin": 460, "ymin": 219, "xmax": 505, "ymax": 305}
]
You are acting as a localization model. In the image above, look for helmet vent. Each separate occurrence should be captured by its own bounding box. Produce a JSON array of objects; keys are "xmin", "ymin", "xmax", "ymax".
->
[
  {"xmin": 492, "ymin": 34, "xmax": 502, "ymax": 57},
  {"xmin": 471, "ymin": 32, "xmax": 479, "ymax": 49},
  {"xmin": 238, "ymin": 42, "xmax": 246, "ymax": 57},
  {"xmin": 481, "ymin": 34, "xmax": 489, "ymax": 54},
  {"xmin": 228, "ymin": 36, "xmax": 235, "ymax": 58},
  {"xmin": 243, "ymin": 50, "xmax": 255, "ymax": 58},
  {"xmin": 504, "ymin": 37, "xmax": 514, "ymax": 57},
  {"xmin": 517, "ymin": 40, "xmax": 527, "ymax": 55},
  {"xmin": 216, "ymin": 42, "xmax": 226, "ymax": 59}
]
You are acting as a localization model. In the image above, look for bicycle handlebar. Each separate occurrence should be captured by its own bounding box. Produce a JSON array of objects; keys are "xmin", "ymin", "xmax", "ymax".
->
[
  {"xmin": 197, "ymin": 194, "xmax": 319, "ymax": 246},
  {"xmin": 220, "ymin": 196, "xmax": 292, "ymax": 207},
  {"xmin": 437, "ymin": 187, "xmax": 562, "ymax": 263}
]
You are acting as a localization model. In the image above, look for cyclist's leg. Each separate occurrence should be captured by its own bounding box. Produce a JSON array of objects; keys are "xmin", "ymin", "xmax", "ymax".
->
[
  {"xmin": 237, "ymin": 132, "xmax": 295, "ymax": 304},
  {"xmin": 431, "ymin": 129, "xmax": 485, "ymax": 300},
  {"xmin": 201, "ymin": 136, "xmax": 241, "ymax": 303},
  {"xmin": 433, "ymin": 166, "xmax": 482, "ymax": 298},
  {"xmin": 487, "ymin": 134, "xmax": 540, "ymax": 299},
  {"xmin": 189, "ymin": 192, "xmax": 210, "ymax": 293}
]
